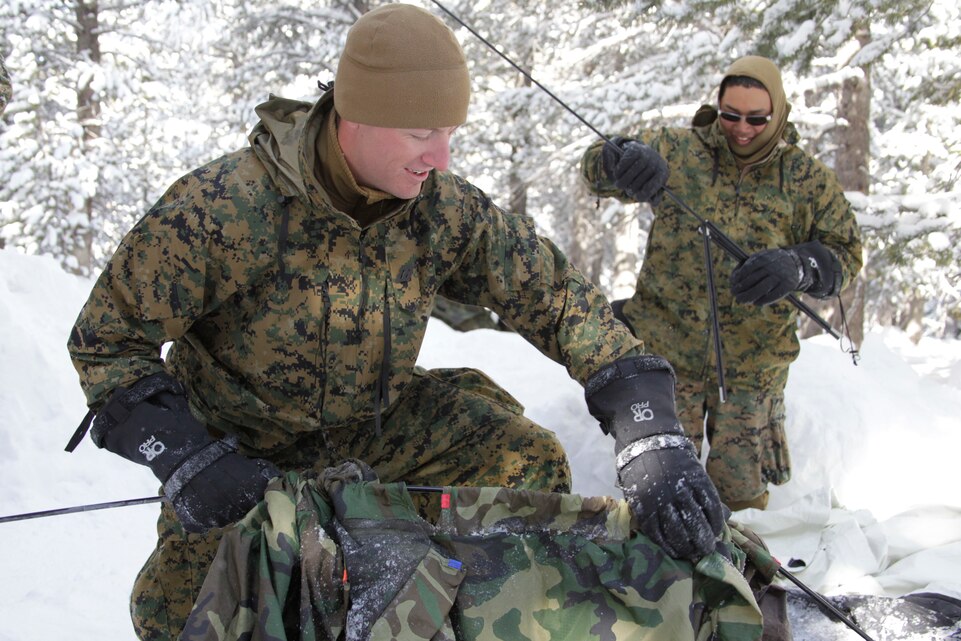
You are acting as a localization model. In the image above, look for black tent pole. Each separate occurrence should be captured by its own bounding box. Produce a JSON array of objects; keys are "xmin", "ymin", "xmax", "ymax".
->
[{"xmin": 0, "ymin": 495, "xmax": 163, "ymax": 524}]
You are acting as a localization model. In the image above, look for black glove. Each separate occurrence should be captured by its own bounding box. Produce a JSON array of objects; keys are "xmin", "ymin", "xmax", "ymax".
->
[
  {"xmin": 585, "ymin": 355, "xmax": 724, "ymax": 561},
  {"xmin": 600, "ymin": 136, "xmax": 670, "ymax": 205},
  {"xmin": 91, "ymin": 372, "xmax": 280, "ymax": 533},
  {"xmin": 730, "ymin": 240, "xmax": 842, "ymax": 305}
]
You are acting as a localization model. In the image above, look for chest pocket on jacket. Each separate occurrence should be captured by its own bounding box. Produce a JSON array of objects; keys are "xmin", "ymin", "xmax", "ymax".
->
[{"xmin": 727, "ymin": 171, "xmax": 799, "ymax": 253}]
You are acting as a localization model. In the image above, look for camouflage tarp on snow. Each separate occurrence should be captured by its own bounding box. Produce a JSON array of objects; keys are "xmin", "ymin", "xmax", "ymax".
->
[{"xmin": 180, "ymin": 466, "xmax": 763, "ymax": 641}]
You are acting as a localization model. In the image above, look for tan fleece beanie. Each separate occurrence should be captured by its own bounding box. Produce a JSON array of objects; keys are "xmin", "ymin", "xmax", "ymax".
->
[{"xmin": 334, "ymin": 4, "xmax": 470, "ymax": 129}]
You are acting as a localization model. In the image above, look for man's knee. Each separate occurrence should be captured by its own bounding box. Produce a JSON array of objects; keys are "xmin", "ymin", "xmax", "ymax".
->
[
  {"xmin": 455, "ymin": 412, "xmax": 572, "ymax": 493},
  {"xmin": 725, "ymin": 490, "xmax": 770, "ymax": 512},
  {"xmin": 131, "ymin": 504, "xmax": 223, "ymax": 640},
  {"xmin": 512, "ymin": 422, "xmax": 572, "ymax": 493},
  {"xmin": 131, "ymin": 549, "xmax": 171, "ymax": 641},
  {"xmin": 418, "ymin": 367, "xmax": 571, "ymax": 493}
]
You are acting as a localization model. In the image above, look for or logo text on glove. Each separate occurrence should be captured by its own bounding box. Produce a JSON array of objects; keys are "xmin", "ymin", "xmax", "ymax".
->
[
  {"xmin": 631, "ymin": 402, "xmax": 654, "ymax": 422},
  {"xmin": 139, "ymin": 436, "xmax": 166, "ymax": 461}
]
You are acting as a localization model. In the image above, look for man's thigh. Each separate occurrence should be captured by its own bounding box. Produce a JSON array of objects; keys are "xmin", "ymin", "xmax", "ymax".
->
[{"xmin": 343, "ymin": 367, "xmax": 571, "ymax": 493}]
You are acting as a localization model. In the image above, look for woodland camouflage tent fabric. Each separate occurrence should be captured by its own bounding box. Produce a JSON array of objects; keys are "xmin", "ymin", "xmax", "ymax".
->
[{"xmin": 179, "ymin": 465, "xmax": 764, "ymax": 641}]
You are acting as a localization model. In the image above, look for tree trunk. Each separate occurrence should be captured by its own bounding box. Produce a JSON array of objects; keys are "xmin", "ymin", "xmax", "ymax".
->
[
  {"xmin": 508, "ymin": 72, "xmax": 532, "ymax": 218},
  {"xmin": 835, "ymin": 34, "xmax": 871, "ymax": 194},
  {"xmin": 799, "ymin": 24, "xmax": 870, "ymax": 348},
  {"xmin": 74, "ymin": 0, "xmax": 101, "ymax": 275},
  {"xmin": 347, "ymin": 0, "xmax": 371, "ymax": 14}
]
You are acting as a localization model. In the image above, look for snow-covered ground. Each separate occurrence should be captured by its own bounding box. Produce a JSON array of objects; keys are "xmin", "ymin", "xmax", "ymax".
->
[{"xmin": 1, "ymin": 247, "xmax": 959, "ymax": 640}]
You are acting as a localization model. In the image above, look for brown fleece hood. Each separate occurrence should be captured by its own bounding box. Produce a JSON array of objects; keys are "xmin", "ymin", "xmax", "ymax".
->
[{"xmin": 721, "ymin": 55, "xmax": 792, "ymax": 166}]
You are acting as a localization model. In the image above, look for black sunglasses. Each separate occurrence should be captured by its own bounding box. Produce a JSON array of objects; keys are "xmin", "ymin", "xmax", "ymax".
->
[{"xmin": 719, "ymin": 111, "xmax": 772, "ymax": 126}]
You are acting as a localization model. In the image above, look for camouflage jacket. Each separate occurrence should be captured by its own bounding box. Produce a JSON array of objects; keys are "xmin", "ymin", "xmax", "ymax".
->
[
  {"xmin": 581, "ymin": 122, "xmax": 862, "ymax": 389},
  {"xmin": 180, "ymin": 466, "xmax": 764, "ymax": 641},
  {"xmin": 69, "ymin": 89, "xmax": 640, "ymax": 453}
]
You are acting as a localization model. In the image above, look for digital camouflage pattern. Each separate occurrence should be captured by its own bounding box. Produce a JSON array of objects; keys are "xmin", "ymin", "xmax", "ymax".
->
[
  {"xmin": 68, "ymin": 88, "xmax": 641, "ymax": 456},
  {"xmin": 180, "ymin": 465, "xmax": 764, "ymax": 641},
  {"xmin": 430, "ymin": 295, "xmax": 506, "ymax": 332},
  {"xmin": 131, "ymin": 366, "xmax": 572, "ymax": 641},
  {"xmin": 582, "ymin": 120, "xmax": 862, "ymax": 504},
  {"xmin": 581, "ymin": 122, "xmax": 862, "ymax": 392},
  {"xmin": 673, "ymin": 379, "xmax": 788, "ymax": 507},
  {"xmin": 71, "ymin": 87, "xmax": 634, "ymax": 640}
]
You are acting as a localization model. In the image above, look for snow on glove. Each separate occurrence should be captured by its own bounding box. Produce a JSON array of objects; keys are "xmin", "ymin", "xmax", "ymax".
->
[
  {"xmin": 585, "ymin": 355, "xmax": 724, "ymax": 561},
  {"xmin": 600, "ymin": 136, "xmax": 670, "ymax": 205},
  {"xmin": 730, "ymin": 240, "xmax": 841, "ymax": 305},
  {"xmin": 90, "ymin": 372, "xmax": 280, "ymax": 533}
]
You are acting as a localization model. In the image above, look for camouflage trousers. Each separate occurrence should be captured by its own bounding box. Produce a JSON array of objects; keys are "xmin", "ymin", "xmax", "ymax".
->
[
  {"xmin": 130, "ymin": 366, "xmax": 571, "ymax": 641},
  {"xmin": 674, "ymin": 376, "xmax": 790, "ymax": 510}
]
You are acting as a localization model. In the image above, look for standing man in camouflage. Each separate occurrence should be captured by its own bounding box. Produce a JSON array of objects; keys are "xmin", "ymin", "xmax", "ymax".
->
[
  {"xmin": 67, "ymin": 5, "xmax": 724, "ymax": 640},
  {"xmin": 581, "ymin": 56, "xmax": 862, "ymax": 512}
]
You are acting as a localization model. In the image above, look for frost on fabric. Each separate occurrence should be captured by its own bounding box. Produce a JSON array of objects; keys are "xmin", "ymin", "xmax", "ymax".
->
[
  {"xmin": 786, "ymin": 590, "xmax": 961, "ymax": 641},
  {"xmin": 337, "ymin": 521, "xmax": 432, "ymax": 641}
]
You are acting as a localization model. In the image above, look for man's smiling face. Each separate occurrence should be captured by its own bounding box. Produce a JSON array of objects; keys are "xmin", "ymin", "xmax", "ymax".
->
[{"xmin": 338, "ymin": 121, "xmax": 458, "ymax": 199}]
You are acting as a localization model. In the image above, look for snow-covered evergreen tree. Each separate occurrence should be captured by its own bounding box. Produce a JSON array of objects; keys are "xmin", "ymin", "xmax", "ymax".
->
[
  {"xmin": 0, "ymin": 0, "xmax": 355, "ymax": 275},
  {"xmin": 0, "ymin": 0, "xmax": 957, "ymax": 336},
  {"xmin": 550, "ymin": 0, "xmax": 961, "ymax": 338}
]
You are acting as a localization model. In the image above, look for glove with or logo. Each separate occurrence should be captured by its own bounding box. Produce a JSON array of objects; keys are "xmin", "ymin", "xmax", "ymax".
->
[
  {"xmin": 730, "ymin": 240, "xmax": 842, "ymax": 305},
  {"xmin": 91, "ymin": 372, "xmax": 280, "ymax": 533},
  {"xmin": 586, "ymin": 355, "xmax": 724, "ymax": 561},
  {"xmin": 600, "ymin": 136, "xmax": 670, "ymax": 205}
]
